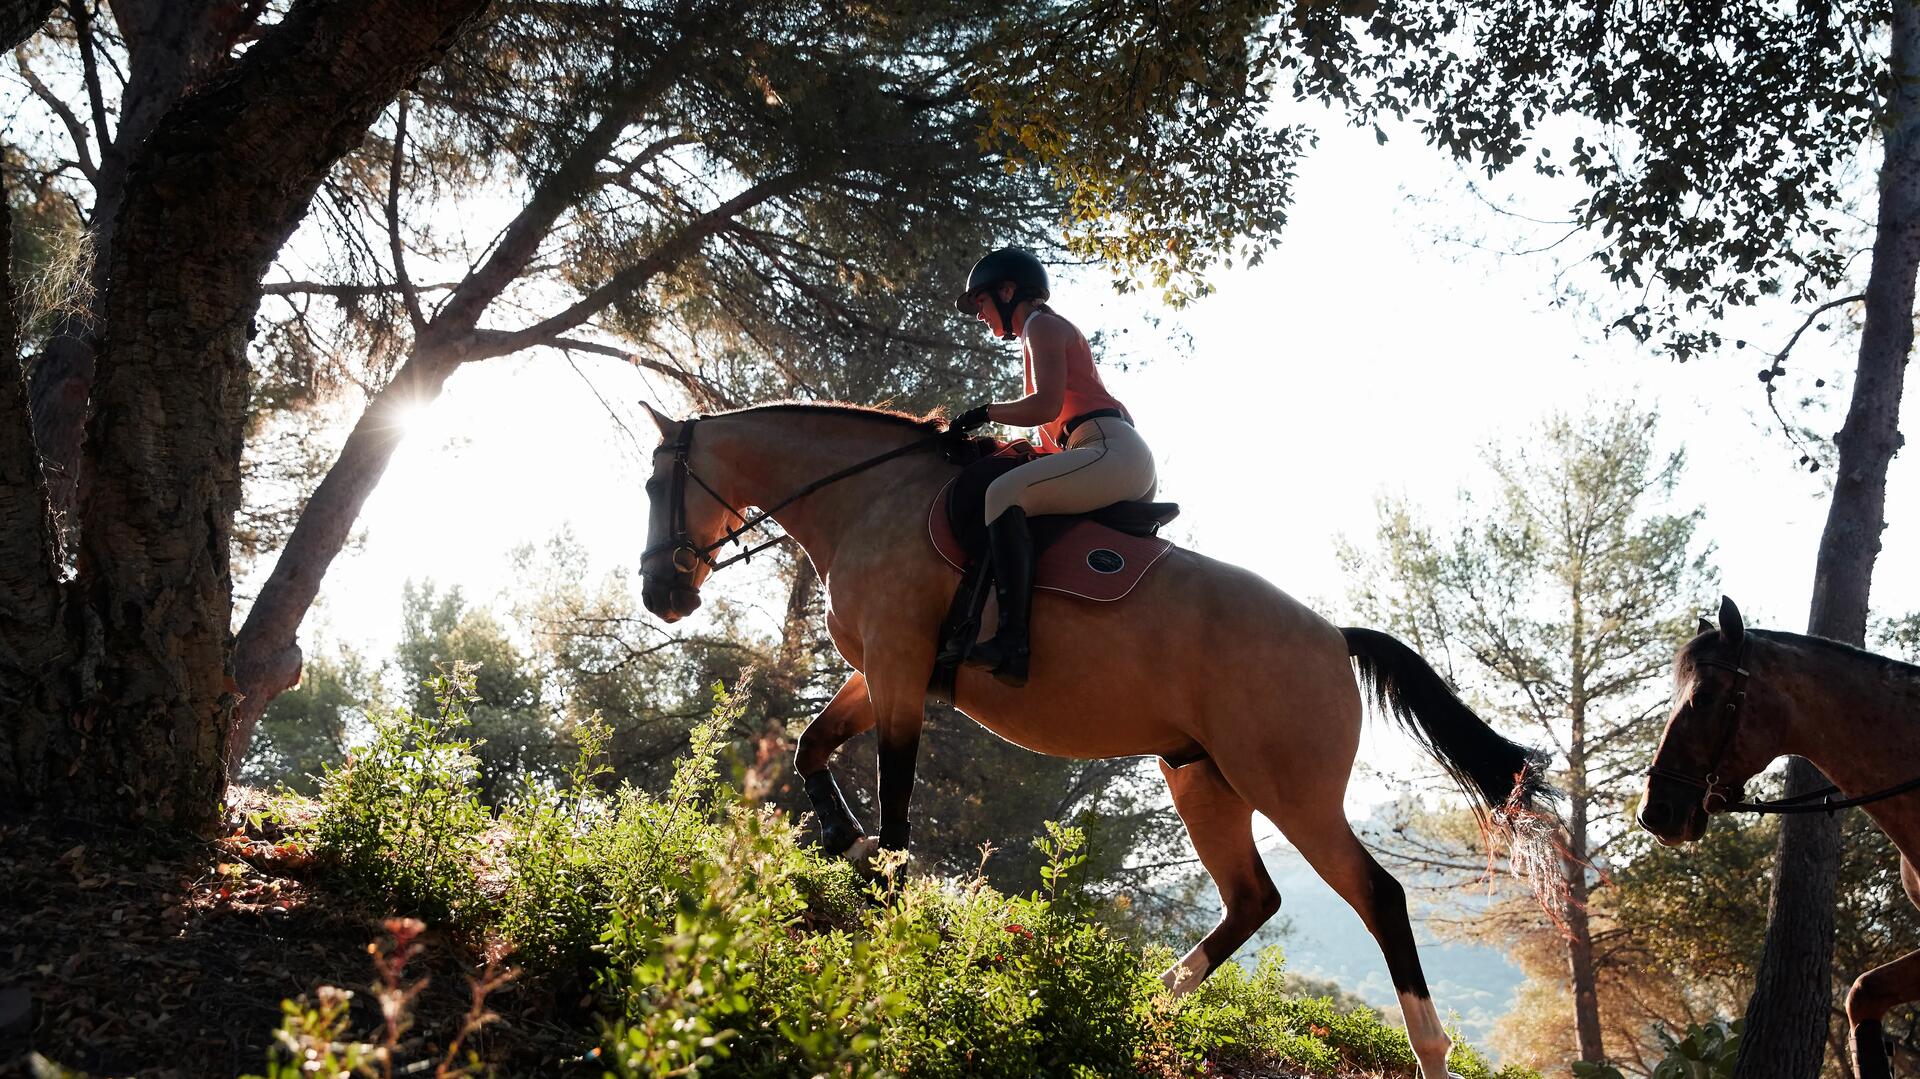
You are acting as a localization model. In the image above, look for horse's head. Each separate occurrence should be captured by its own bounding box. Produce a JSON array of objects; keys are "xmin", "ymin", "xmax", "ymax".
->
[
  {"xmin": 638, "ymin": 404, "xmax": 731, "ymax": 622},
  {"xmin": 1640, "ymin": 596, "xmax": 1776, "ymax": 845}
]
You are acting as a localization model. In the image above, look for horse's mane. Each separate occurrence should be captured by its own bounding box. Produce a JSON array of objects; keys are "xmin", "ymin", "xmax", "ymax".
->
[
  {"xmin": 721, "ymin": 400, "xmax": 948, "ymax": 435},
  {"xmin": 1686, "ymin": 627, "xmax": 1920, "ymax": 681}
]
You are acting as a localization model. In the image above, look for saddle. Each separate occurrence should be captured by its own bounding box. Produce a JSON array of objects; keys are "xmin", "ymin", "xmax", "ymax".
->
[
  {"xmin": 926, "ymin": 441, "xmax": 1180, "ymax": 706},
  {"xmin": 940, "ymin": 442, "xmax": 1181, "ymax": 552}
]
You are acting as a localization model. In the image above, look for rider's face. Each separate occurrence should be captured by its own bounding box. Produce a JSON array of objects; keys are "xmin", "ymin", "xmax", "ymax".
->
[{"xmin": 973, "ymin": 284, "xmax": 1016, "ymax": 336}]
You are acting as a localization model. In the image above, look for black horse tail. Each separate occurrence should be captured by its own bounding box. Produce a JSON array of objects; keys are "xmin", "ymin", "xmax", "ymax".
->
[{"xmin": 1342, "ymin": 626, "xmax": 1570, "ymax": 916}]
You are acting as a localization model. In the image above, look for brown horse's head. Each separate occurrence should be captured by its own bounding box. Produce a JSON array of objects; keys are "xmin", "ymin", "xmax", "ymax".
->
[
  {"xmin": 638, "ymin": 404, "xmax": 728, "ymax": 622},
  {"xmin": 1640, "ymin": 596, "xmax": 1777, "ymax": 845}
]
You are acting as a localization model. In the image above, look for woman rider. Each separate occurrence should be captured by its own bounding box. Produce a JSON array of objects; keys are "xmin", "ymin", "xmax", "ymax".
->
[{"xmin": 949, "ymin": 247, "xmax": 1157, "ymax": 687}]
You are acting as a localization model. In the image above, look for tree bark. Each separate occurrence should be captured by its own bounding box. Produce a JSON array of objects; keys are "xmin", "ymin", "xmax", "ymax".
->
[
  {"xmin": 27, "ymin": 2, "xmax": 265, "ymax": 535},
  {"xmin": 2, "ymin": 0, "xmax": 487, "ymax": 827},
  {"xmin": 0, "ymin": 167, "xmax": 75, "ymax": 800},
  {"xmin": 0, "ymin": 0, "xmax": 53, "ymax": 49},
  {"xmin": 1735, "ymin": 5, "xmax": 1920, "ymax": 1075},
  {"xmin": 0, "ymin": 2, "xmax": 65, "ymax": 803},
  {"xmin": 1567, "ymin": 799, "xmax": 1606, "ymax": 1062},
  {"xmin": 1566, "ymin": 585, "xmax": 1606, "ymax": 1064}
]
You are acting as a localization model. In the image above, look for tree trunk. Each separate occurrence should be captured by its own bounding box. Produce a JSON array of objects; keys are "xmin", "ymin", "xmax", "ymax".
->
[
  {"xmin": 27, "ymin": 2, "xmax": 266, "ymax": 534},
  {"xmin": 0, "ymin": 167, "xmax": 75, "ymax": 799},
  {"xmin": 0, "ymin": 3, "xmax": 66, "ymax": 801},
  {"xmin": 1567, "ymin": 812, "xmax": 1606, "ymax": 1063},
  {"xmin": 222, "ymin": 103, "xmax": 650, "ymax": 773},
  {"xmin": 223, "ymin": 140, "xmax": 804, "ymax": 770},
  {"xmin": 228, "ymin": 346, "xmax": 463, "ymax": 765},
  {"xmin": 1735, "ymin": 5, "xmax": 1920, "ymax": 1075},
  {"xmin": 1566, "ymin": 576, "xmax": 1606, "ymax": 1062},
  {"xmin": 1, "ymin": 0, "xmax": 487, "ymax": 828}
]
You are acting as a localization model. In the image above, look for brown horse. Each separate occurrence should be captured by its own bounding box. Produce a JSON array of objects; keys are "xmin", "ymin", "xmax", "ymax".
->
[
  {"xmin": 1641, "ymin": 597, "xmax": 1920, "ymax": 1079},
  {"xmin": 638, "ymin": 401, "xmax": 1560, "ymax": 1077}
]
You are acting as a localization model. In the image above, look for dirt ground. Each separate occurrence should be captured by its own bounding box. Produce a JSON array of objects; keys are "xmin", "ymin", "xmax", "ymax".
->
[{"xmin": 0, "ymin": 793, "xmax": 585, "ymax": 1078}]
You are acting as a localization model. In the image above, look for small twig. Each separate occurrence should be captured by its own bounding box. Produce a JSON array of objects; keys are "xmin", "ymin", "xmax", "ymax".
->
[{"xmin": 1763, "ymin": 292, "xmax": 1864, "ymax": 469}]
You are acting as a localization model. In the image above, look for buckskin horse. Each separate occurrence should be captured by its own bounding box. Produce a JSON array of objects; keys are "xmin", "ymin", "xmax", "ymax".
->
[
  {"xmin": 1642, "ymin": 597, "xmax": 1920, "ymax": 1079},
  {"xmin": 639, "ymin": 401, "xmax": 1561, "ymax": 1077}
]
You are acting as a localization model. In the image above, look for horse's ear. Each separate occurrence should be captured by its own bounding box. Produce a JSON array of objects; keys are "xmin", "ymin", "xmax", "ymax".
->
[
  {"xmin": 640, "ymin": 400, "xmax": 678, "ymax": 438},
  {"xmin": 1697, "ymin": 616, "xmax": 1714, "ymax": 637},
  {"xmin": 1717, "ymin": 596, "xmax": 1746, "ymax": 647}
]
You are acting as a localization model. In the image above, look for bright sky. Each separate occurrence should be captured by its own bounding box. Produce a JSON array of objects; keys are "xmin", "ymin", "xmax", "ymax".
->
[{"xmin": 286, "ymin": 115, "xmax": 1917, "ymax": 826}]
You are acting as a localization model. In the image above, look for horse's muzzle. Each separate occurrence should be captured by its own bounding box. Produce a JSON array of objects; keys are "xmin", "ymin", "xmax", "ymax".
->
[
  {"xmin": 1638, "ymin": 782, "xmax": 1709, "ymax": 846},
  {"xmin": 642, "ymin": 582, "xmax": 702, "ymax": 622}
]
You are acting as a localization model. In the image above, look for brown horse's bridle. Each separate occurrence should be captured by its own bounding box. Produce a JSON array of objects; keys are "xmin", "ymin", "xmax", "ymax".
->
[
  {"xmin": 1647, "ymin": 642, "xmax": 1920, "ymax": 815},
  {"xmin": 1645, "ymin": 647, "xmax": 1753, "ymax": 814},
  {"xmin": 640, "ymin": 416, "xmax": 950, "ymax": 595}
]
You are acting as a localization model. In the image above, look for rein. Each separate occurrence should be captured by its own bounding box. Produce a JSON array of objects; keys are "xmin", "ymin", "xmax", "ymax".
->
[
  {"xmin": 642, "ymin": 415, "xmax": 948, "ymax": 581},
  {"xmin": 1647, "ymin": 645, "xmax": 1920, "ymax": 816}
]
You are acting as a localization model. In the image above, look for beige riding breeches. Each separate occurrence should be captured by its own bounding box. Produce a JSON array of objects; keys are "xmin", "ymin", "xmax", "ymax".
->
[{"xmin": 984, "ymin": 417, "xmax": 1158, "ymax": 523}]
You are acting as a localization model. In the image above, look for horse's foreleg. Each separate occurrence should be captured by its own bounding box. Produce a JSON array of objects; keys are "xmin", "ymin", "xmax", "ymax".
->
[
  {"xmin": 1847, "ymin": 948, "xmax": 1920, "ymax": 1079},
  {"xmin": 1158, "ymin": 757, "xmax": 1281, "ymax": 996},
  {"xmin": 796, "ymin": 673, "xmax": 875, "ymax": 855},
  {"xmin": 869, "ymin": 679, "xmax": 926, "ymax": 852}
]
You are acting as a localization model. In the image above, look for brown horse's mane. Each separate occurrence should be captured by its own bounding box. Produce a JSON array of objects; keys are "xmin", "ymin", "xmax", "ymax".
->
[
  {"xmin": 722, "ymin": 400, "xmax": 947, "ymax": 434},
  {"xmin": 1690, "ymin": 627, "xmax": 1920, "ymax": 682}
]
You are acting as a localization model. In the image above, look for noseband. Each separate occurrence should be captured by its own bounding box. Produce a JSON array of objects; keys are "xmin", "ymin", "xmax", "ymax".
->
[
  {"xmin": 1646, "ymin": 642, "xmax": 1920, "ymax": 816},
  {"xmin": 640, "ymin": 420, "xmax": 757, "ymax": 593},
  {"xmin": 640, "ymin": 416, "xmax": 951, "ymax": 596}
]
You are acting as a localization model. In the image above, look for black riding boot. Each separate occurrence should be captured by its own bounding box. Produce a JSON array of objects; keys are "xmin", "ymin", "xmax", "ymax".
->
[{"xmin": 965, "ymin": 506, "xmax": 1032, "ymax": 687}]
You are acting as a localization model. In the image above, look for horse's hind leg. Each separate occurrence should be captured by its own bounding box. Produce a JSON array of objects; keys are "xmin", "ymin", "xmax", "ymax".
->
[
  {"xmin": 1158, "ymin": 756, "xmax": 1282, "ymax": 996},
  {"xmin": 1262, "ymin": 800, "xmax": 1454, "ymax": 1079},
  {"xmin": 1848, "ymin": 949, "xmax": 1920, "ymax": 1079},
  {"xmin": 796, "ymin": 672, "xmax": 875, "ymax": 855},
  {"xmin": 1847, "ymin": 856, "xmax": 1920, "ymax": 1079}
]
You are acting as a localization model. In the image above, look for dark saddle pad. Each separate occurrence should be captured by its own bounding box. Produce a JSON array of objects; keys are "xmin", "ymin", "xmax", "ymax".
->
[{"xmin": 946, "ymin": 442, "xmax": 1180, "ymax": 556}]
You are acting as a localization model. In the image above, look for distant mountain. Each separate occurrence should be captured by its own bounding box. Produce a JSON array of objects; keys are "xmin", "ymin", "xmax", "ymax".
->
[{"xmin": 1237, "ymin": 844, "xmax": 1525, "ymax": 1051}]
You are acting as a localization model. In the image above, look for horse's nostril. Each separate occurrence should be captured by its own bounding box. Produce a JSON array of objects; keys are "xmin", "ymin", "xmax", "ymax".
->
[{"xmin": 1639, "ymin": 801, "xmax": 1671, "ymax": 832}]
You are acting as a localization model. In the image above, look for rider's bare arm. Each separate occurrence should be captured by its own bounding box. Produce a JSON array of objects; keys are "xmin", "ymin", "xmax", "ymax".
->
[{"xmin": 986, "ymin": 312, "xmax": 1068, "ymax": 427}]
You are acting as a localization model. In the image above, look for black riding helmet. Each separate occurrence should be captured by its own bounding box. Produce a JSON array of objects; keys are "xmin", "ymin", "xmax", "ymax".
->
[{"xmin": 956, "ymin": 247, "xmax": 1049, "ymax": 339}]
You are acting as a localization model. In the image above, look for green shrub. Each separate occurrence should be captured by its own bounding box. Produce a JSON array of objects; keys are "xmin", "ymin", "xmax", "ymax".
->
[
  {"xmin": 1574, "ymin": 1018, "xmax": 1741, "ymax": 1079},
  {"xmin": 294, "ymin": 675, "xmax": 1541, "ymax": 1079},
  {"xmin": 311, "ymin": 665, "xmax": 493, "ymax": 927}
]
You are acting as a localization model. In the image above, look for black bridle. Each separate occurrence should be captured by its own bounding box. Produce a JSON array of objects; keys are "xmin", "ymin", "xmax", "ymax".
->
[
  {"xmin": 1646, "ymin": 643, "xmax": 1920, "ymax": 815},
  {"xmin": 640, "ymin": 415, "xmax": 949, "ymax": 593}
]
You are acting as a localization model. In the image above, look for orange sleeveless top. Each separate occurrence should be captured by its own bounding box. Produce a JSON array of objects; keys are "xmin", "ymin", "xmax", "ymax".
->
[{"xmin": 1022, "ymin": 313, "xmax": 1131, "ymax": 452}]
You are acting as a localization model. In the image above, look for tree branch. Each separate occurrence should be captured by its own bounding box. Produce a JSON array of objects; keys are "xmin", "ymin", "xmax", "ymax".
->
[
  {"xmin": 1764, "ymin": 291, "xmax": 1867, "ymax": 464},
  {"xmin": 469, "ymin": 327, "xmax": 733, "ymax": 407},
  {"xmin": 261, "ymin": 278, "xmax": 463, "ymax": 299},
  {"xmin": 471, "ymin": 164, "xmax": 820, "ymax": 360},
  {"xmin": 385, "ymin": 93, "xmax": 426, "ymax": 332},
  {"xmin": 68, "ymin": 1, "xmax": 110, "ymax": 155},
  {"xmin": 15, "ymin": 48, "xmax": 96, "ymax": 182}
]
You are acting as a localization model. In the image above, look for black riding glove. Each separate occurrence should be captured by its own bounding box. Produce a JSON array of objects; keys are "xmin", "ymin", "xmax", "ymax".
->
[{"xmin": 951, "ymin": 404, "xmax": 992, "ymax": 432}]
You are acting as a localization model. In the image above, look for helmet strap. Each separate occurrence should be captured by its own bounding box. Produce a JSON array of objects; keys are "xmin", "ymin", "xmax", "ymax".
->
[{"xmin": 993, "ymin": 294, "xmax": 1020, "ymax": 340}]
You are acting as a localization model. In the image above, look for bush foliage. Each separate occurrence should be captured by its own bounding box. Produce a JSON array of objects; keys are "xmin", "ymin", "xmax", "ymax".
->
[{"xmin": 293, "ymin": 665, "xmax": 1536, "ymax": 1078}]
